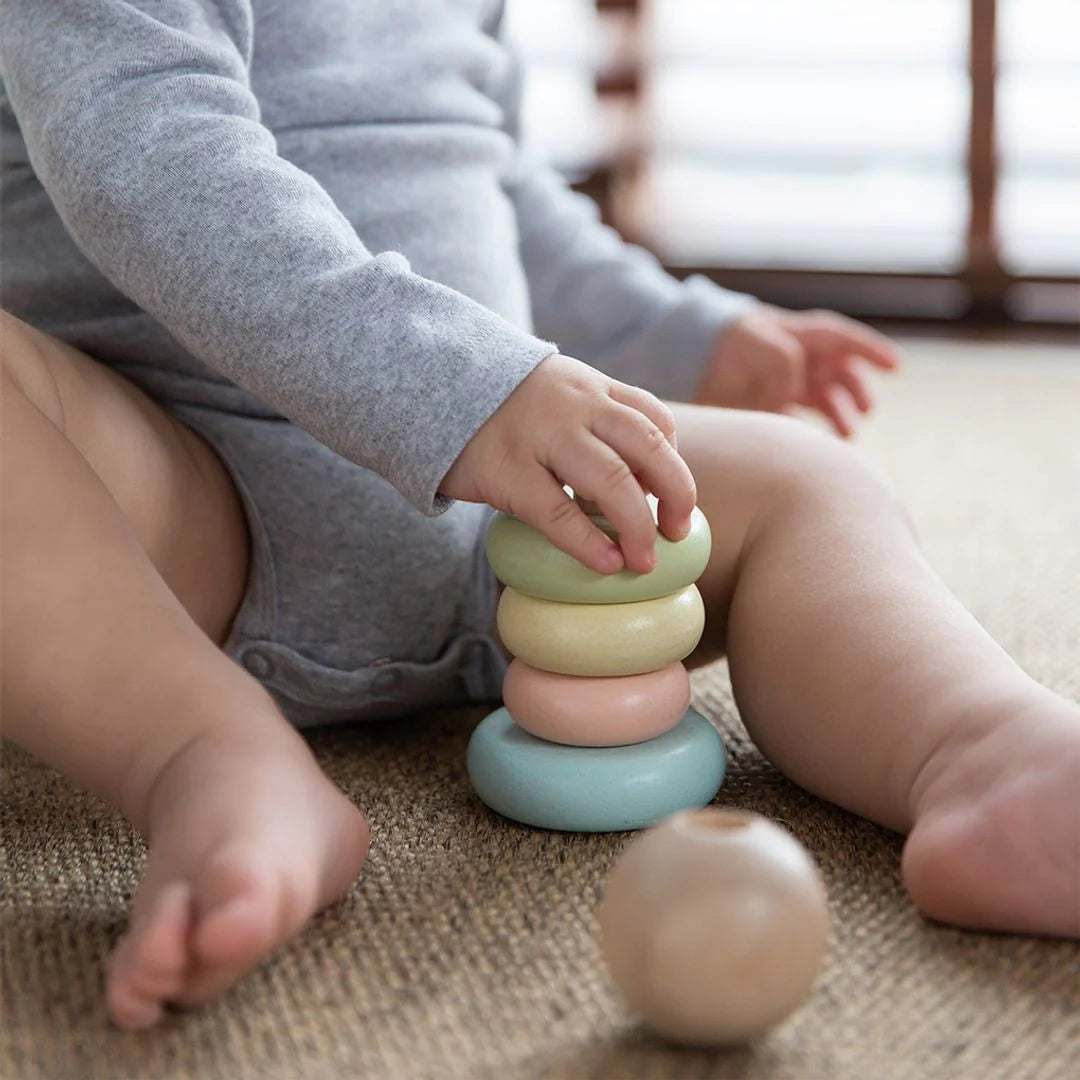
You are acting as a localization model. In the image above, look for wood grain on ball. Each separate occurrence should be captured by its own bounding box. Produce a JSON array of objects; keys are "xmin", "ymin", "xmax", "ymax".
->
[{"xmin": 598, "ymin": 809, "xmax": 829, "ymax": 1045}]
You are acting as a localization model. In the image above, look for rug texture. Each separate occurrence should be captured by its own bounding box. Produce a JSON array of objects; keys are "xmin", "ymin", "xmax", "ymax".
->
[{"xmin": 3, "ymin": 340, "xmax": 1079, "ymax": 1079}]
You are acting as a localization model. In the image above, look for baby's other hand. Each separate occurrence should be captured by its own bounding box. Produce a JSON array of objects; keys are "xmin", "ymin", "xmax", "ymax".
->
[
  {"xmin": 440, "ymin": 354, "xmax": 696, "ymax": 575},
  {"xmin": 697, "ymin": 306, "xmax": 900, "ymax": 437}
]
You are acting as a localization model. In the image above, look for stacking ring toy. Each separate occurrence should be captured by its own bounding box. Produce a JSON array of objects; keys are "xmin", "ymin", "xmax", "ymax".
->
[
  {"xmin": 503, "ymin": 660, "xmax": 691, "ymax": 746},
  {"xmin": 466, "ymin": 706, "xmax": 727, "ymax": 832},
  {"xmin": 485, "ymin": 506, "xmax": 712, "ymax": 604},
  {"xmin": 496, "ymin": 585, "xmax": 705, "ymax": 677}
]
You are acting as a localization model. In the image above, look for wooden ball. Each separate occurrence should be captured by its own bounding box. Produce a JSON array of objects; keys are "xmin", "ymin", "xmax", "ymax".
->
[{"xmin": 598, "ymin": 809, "xmax": 829, "ymax": 1045}]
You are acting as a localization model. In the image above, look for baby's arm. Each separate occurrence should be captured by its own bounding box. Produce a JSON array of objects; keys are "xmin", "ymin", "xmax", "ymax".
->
[
  {"xmin": 489, "ymin": 9, "xmax": 899, "ymax": 430},
  {"xmin": 2, "ymin": 0, "xmax": 696, "ymax": 570},
  {"xmin": 1, "ymin": 0, "xmax": 557, "ymax": 514},
  {"xmin": 488, "ymin": 11, "xmax": 755, "ymax": 403},
  {"xmin": 505, "ymin": 156, "xmax": 756, "ymax": 404}
]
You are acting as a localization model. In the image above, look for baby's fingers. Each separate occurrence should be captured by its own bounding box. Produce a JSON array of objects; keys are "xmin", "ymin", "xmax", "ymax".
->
[
  {"xmin": 795, "ymin": 312, "xmax": 900, "ymax": 371},
  {"xmin": 507, "ymin": 469, "xmax": 624, "ymax": 574},
  {"xmin": 550, "ymin": 434, "xmax": 661, "ymax": 574},
  {"xmin": 833, "ymin": 364, "xmax": 874, "ymax": 414},
  {"xmin": 591, "ymin": 402, "xmax": 697, "ymax": 545},
  {"xmin": 812, "ymin": 383, "xmax": 859, "ymax": 438},
  {"xmin": 608, "ymin": 383, "xmax": 679, "ymax": 453}
]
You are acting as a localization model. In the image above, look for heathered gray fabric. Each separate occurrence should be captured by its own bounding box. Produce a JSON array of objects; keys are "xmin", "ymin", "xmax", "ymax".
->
[
  {"xmin": 0, "ymin": 0, "xmax": 754, "ymax": 721},
  {"xmin": 0, "ymin": 0, "xmax": 754, "ymax": 516},
  {"xmin": 166, "ymin": 402, "xmax": 509, "ymax": 727}
]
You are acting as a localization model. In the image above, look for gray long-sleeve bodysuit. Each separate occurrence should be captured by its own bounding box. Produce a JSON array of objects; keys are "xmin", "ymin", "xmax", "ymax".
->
[{"xmin": 0, "ymin": 0, "xmax": 753, "ymax": 725}]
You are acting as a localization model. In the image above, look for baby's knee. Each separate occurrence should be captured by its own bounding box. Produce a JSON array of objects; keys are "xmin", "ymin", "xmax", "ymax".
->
[
  {"xmin": 761, "ymin": 414, "xmax": 910, "ymax": 525},
  {"xmin": 700, "ymin": 408, "xmax": 907, "ymax": 526}
]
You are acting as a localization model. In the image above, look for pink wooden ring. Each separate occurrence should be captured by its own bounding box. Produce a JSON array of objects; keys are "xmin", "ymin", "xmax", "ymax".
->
[{"xmin": 503, "ymin": 660, "xmax": 692, "ymax": 747}]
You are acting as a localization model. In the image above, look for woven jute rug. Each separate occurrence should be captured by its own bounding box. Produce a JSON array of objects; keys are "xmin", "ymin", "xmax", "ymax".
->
[{"xmin": 3, "ymin": 340, "xmax": 1079, "ymax": 1079}]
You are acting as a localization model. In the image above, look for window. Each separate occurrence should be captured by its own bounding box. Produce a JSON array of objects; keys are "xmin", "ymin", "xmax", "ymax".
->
[{"xmin": 507, "ymin": 0, "xmax": 1080, "ymax": 324}]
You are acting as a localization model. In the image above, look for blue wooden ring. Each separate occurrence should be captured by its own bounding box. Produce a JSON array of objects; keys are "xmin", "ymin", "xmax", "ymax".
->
[
  {"xmin": 466, "ymin": 707, "xmax": 727, "ymax": 833},
  {"xmin": 485, "ymin": 506, "xmax": 712, "ymax": 604}
]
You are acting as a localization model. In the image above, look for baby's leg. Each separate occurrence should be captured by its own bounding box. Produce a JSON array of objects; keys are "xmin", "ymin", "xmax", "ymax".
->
[
  {"xmin": 672, "ymin": 403, "xmax": 1078, "ymax": 937},
  {"xmin": 1, "ymin": 314, "xmax": 368, "ymax": 1027}
]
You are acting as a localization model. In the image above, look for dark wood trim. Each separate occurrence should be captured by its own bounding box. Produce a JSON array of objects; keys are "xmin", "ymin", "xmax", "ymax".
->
[
  {"xmin": 582, "ymin": 0, "xmax": 647, "ymax": 222},
  {"xmin": 663, "ymin": 267, "xmax": 1079, "ymax": 327},
  {"xmin": 595, "ymin": 7, "xmax": 641, "ymax": 96},
  {"xmin": 966, "ymin": 0, "xmax": 1009, "ymax": 315},
  {"xmin": 665, "ymin": 266, "xmax": 1080, "ymax": 288}
]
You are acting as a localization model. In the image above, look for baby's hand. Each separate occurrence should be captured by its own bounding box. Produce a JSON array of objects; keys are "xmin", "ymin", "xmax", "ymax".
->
[
  {"xmin": 697, "ymin": 306, "xmax": 900, "ymax": 437},
  {"xmin": 440, "ymin": 354, "xmax": 696, "ymax": 574}
]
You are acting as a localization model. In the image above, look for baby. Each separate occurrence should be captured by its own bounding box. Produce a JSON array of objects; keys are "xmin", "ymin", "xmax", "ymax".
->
[{"xmin": 1, "ymin": 0, "xmax": 1077, "ymax": 1032}]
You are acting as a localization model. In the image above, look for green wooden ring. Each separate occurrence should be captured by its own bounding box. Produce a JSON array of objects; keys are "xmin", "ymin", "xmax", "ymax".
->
[{"xmin": 485, "ymin": 506, "xmax": 712, "ymax": 604}]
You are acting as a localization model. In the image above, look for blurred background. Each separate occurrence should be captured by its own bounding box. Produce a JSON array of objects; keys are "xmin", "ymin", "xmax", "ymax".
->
[{"xmin": 505, "ymin": 0, "xmax": 1080, "ymax": 333}]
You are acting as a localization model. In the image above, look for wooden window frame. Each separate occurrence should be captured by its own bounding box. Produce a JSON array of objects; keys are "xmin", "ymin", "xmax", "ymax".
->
[{"xmin": 577, "ymin": 0, "xmax": 1078, "ymax": 324}]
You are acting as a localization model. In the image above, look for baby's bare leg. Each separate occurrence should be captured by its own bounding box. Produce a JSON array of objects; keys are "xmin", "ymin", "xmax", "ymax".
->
[
  {"xmin": 1, "ymin": 314, "xmax": 368, "ymax": 1026},
  {"xmin": 672, "ymin": 403, "xmax": 1078, "ymax": 937}
]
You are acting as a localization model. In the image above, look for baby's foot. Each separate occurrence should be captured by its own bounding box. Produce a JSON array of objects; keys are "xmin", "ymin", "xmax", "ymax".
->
[
  {"xmin": 105, "ymin": 727, "xmax": 369, "ymax": 1029},
  {"xmin": 902, "ymin": 690, "xmax": 1080, "ymax": 937}
]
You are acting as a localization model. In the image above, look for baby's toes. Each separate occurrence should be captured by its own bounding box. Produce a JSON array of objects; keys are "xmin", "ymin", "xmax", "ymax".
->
[
  {"xmin": 105, "ymin": 882, "xmax": 192, "ymax": 1029},
  {"xmin": 173, "ymin": 846, "xmax": 312, "ymax": 1007}
]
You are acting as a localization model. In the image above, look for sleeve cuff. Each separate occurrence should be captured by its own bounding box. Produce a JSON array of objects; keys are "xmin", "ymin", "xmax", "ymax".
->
[
  {"xmin": 604, "ymin": 276, "xmax": 759, "ymax": 404},
  {"xmin": 398, "ymin": 326, "xmax": 559, "ymax": 516}
]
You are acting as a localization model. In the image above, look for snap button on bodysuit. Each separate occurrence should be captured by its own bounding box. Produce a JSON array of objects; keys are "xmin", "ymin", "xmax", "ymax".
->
[
  {"xmin": 372, "ymin": 667, "xmax": 403, "ymax": 694},
  {"xmin": 242, "ymin": 651, "xmax": 274, "ymax": 679}
]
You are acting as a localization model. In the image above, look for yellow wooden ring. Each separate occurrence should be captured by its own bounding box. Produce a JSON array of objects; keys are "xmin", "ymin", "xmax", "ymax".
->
[{"xmin": 496, "ymin": 585, "xmax": 705, "ymax": 677}]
